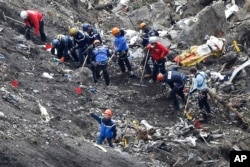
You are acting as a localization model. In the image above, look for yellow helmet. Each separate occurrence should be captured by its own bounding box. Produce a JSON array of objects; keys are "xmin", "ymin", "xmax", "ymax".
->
[
  {"xmin": 139, "ymin": 22, "xmax": 146, "ymax": 29},
  {"xmin": 93, "ymin": 39, "xmax": 100, "ymax": 45},
  {"xmin": 111, "ymin": 27, "xmax": 120, "ymax": 36},
  {"xmin": 69, "ymin": 27, "xmax": 78, "ymax": 36}
]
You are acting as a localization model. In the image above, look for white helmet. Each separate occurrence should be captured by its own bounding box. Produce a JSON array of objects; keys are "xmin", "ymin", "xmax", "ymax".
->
[
  {"xmin": 20, "ymin": 11, "xmax": 28, "ymax": 19},
  {"xmin": 149, "ymin": 36, "xmax": 157, "ymax": 44}
]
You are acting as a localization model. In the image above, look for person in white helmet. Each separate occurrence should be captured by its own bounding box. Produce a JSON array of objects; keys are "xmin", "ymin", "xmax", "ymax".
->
[
  {"xmin": 20, "ymin": 10, "xmax": 46, "ymax": 42},
  {"xmin": 145, "ymin": 37, "xmax": 169, "ymax": 83}
]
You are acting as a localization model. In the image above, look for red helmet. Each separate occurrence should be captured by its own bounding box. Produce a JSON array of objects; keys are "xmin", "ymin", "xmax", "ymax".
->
[
  {"xmin": 157, "ymin": 73, "xmax": 164, "ymax": 82},
  {"xmin": 104, "ymin": 109, "xmax": 112, "ymax": 116}
]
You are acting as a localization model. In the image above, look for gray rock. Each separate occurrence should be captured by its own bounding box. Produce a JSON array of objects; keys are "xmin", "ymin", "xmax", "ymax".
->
[{"xmin": 177, "ymin": 1, "xmax": 227, "ymax": 45}]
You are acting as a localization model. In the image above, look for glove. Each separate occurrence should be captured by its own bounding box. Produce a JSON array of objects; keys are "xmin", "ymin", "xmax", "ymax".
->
[
  {"xmin": 115, "ymin": 51, "xmax": 120, "ymax": 56},
  {"xmin": 121, "ymin": 50, "xmax": 127, "ymax": 55},
  {"xmin": 88, "ymin": 44, "xmax": 94, "ymax": 50},
  {"xmin": 60, "ymin": 56, "xmax": 65, "ymax": 62},
  {"xmin": 91, "ymin": 61, "xmax": 97, "ymax": 67}
]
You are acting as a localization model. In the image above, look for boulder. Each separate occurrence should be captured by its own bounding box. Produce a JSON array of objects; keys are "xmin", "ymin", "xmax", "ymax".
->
[
  {"xmin": 127, "ymin": 1, "xmax": 171, "ymax": 30},
  {"xmin": 177, "ymin": 1, "xmax": 227, "ymax": 45}
]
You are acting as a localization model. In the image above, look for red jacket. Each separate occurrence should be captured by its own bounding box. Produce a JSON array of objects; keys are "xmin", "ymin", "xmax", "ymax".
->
[
  {"xmin": 146, "ymin": 42, "xmax": 169, "ymax": 61},
  {"xmin": 24, "ymin": 10, "xmax": 43, "ymax": 36}
]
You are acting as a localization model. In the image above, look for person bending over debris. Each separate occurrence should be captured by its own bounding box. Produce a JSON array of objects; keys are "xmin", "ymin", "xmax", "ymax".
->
[
  {"xmin": 139, "ymin": 22, "xmax": 159, "ymax": 77},
  {"xmin": 146, "ymin": 37, "xmax": 169, "ymax": 83},
  {"xmin": 90, "ymin": 40, "xmax": 111, "ymax": 86},
  {"xmin": 111, "ymin": 27, "xmax": 132, "ymax": 75},
  {"xmin": 20, "ymin": 10, "xmax": 47, "ymax": 42},
  {"xmin": 69, "ymin": 27, "xmax": 90, "ymax": 68},
  {"xmin": 51, "ymin": 34, "xmax": 73, "ymax": 62},
  {"xmin": 90, "ymin": 109, "xmax": 117, "ymax": 148},
  {"xmin": 82, "ymin": 23, "xmax": 103, "ymax": 45},
  {"xmin": 189, "ymin": 67, "xmax": 211, "ymax": 121},
  {"xmin": 157, "ymin": 71, "xmax": 187, "ymax": 110}
]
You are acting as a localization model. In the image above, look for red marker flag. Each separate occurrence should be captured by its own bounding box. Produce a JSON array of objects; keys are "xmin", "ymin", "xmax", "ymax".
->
[
  {"xmin": 11, "ymin": 80, "xmax": 19, "ymax": 88},
  {"xmin": 74, "ymin": 87, "xmax": 82, "ymax": 95}
]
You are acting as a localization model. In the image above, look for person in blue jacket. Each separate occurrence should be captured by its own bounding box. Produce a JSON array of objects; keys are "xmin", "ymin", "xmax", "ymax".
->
[
  {"xmin": 90, "ymin": 39, "xmax": 111, "ymax": 86},
  {"xmin": 82, "ymin": 23, "xmax": 103, "ymax": 45},
  {"xmin": 111, "ymin": 27, "xmax": 132, "ymax": 75},
  {"xmin": 139, "ymin": 22, "xmax": 159, "ymax": 77},
  {"xmin": 189, "ymin": 67, "xmax": 211, "ymax": 120},
  {"xmin": 91, "ymin": 109, "xmax": 117, "ymax": 148},
  {"xmin": 51, "ymin": 34, "xmax": 73, "ymax": 62},
  {"xmin": 157, "ymin": 70, "xmax": 187, "ymax": 110},
  {"xmin": 69, "ymin": 27, "xmax": 90, "ymax": 67}
]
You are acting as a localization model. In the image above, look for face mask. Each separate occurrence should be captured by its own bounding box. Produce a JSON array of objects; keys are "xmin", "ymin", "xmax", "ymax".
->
[{"xmin": 150, "ymin": 43, "xmax": 155, "ymax": 48}]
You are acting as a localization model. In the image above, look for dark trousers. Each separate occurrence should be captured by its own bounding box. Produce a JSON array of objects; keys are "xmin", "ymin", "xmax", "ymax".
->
[
  {"xmin": 71, "ymin": 46, "xmax": 89, "ymax": 65},
  {"xmin": 152, "ymin": 59, "xmax": 166, "ymax": 81},
  {"xmin": 198, "ymin": 90, "xmax": 211, "ymax": 113},
  {"xmin": 118, "ymin": 57, "xmax": 132, "ymax": 72},
  {"xmin": 170, "ymin": 86, "xmax": 185, "ymax": 109},
  {"xmin": 97, "ymin": 135, "xmax": 113, "ymax": 147},
  {"xmin": 39, "ymin": 20, "xmax": 47, "ymax": 42},
  {"xmin": 25, "ymin": 20, "xmax": 46, "ymax": 42},
  {"xmin": 92, "ymin": 63, "xmax": 110, "ymax": 86}
]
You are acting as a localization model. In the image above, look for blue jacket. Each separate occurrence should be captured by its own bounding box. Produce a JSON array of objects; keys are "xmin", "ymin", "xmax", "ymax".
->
[
  {"xmin": 92, "ymin": 45, "xmax": 111, "ymax": 62},
  {"xmin": 88, "ymin": 27, "xmax": 102, "ymax": 45},
  {"xmin": 91, "ymin": 113, "xmax": 117, "ymax": 139},
  {"xmin": 142, "ymin": 27, "xmax": 159, "ymax": 47},
  {"xmin": 190, "ymin": 71, "xmax": 208, "ymax": 94},
  {"xmin": 163, "ymin": 70, "xmax": 187, "ymax": 89},
  {"xmin": 73, "ymin": 31, "xmax": 90, "ymax": 48},
  {"xmin": 51, "ymin": 35, "xmax": 73, "ymax": 57},
  {"xmin": 114, "ymin": 32, "xmax": 128, "ymax": 52}
]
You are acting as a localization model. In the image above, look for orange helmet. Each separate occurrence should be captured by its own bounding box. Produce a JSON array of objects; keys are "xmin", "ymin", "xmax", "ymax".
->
[
  {"xmin": 93, "ymin": 39, "xmax": 100, "ymax": 45},
  {"xmin": 111, "ymin": 27, "xmax": 120, "ymax": 36},
  {"xmin": 157, "ymin": 73, "xmax": 164, "ymax": 82},
  {"xmin": 139, "ymin": 22, "xmax": 146, "ymax": 29},
  {"xmin": 104, "ymin": 109, "xmax": 112, "ymax": 116}
]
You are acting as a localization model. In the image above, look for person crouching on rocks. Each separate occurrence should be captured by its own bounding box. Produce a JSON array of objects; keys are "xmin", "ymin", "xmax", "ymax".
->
[
  {"xmin": 20, "ymin": 10, "xmax": 47, "ymax": 42},
  {"xmin": 157, "ymin": 71, "xmax": 187, "ymax": 110},
  {"xmin": 90, "ymin": 109, "xmax": 117, "ymax": 147}
]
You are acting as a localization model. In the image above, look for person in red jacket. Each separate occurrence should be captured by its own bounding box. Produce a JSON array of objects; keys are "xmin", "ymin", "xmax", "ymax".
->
[
  {"xmin": 20, "ymin": 10, "xmax": 47, "ymax": 42},
  {"xmin": 146, "ymin": 37, "xmax": 169, "ymax": 83}
]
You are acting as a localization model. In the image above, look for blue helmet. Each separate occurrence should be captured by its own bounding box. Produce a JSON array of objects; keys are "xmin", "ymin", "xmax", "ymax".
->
[
  {"xmin": 52, "ymin": 39, "xmax": 59, "ymax": 47},
  {"xmin": 82, "ymin": 23, "xmax": 90, "ymax": 31}
]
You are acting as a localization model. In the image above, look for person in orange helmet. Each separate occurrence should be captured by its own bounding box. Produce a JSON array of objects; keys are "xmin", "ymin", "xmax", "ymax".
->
[
  {"xmin": 90, "ymin": 109, "xmax": 117, "ymax": 147},
  {"xmin": 111, "ymin": 27, "xmax": 132, "ymax": 75},
  {"xmin": 20, "ymin": 10, "xmax": 47, "ymax": 42},
  {"xmin": 157, "ymin": 70, "xmax": 187, "ymax": 110}
]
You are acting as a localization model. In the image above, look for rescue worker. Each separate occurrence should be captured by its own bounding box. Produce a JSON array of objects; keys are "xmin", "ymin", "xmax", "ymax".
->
[
  {"xmin": 90, "ymin": 109, "xmax": 117, "ymax": 148},
  {"xmin": 90, "ymin": 40, "xmax": 111, "ymax": 86},
  {"xmin": 20, "ymin": 10, "xmax": 47, "ymax": 42},
  {"xmin": 111, "ymin": 27, "xmax": 132, "ymax": 75},
  {"xmin": 82, "ymin": 23, "xmax": 102, "ymax": 45},
  {"xmin": 157, "ymin": 71, "xmax": 187, "ymax": 110},
  {"xmin": 189, "ymin": 67, "xmax": 211, "ymax": 121},
  {"xmin": 139, "ymin": 22, "xmax": 159, "ymax": 77},
  {"xmin": 51, "ymin": 34, "xmax": 73, "ymax": 62},
  {"xmin": 69, "ymin": 27, "xmax": 90, "ymax": 67},
  {"xmin": 146, "ymin": 37, "xmax": 169, "ymax": 83}
]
